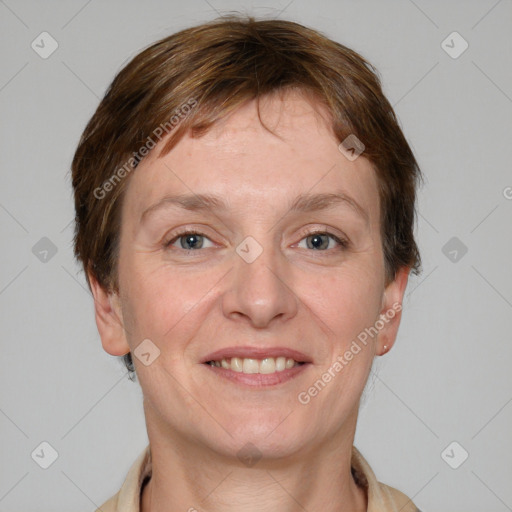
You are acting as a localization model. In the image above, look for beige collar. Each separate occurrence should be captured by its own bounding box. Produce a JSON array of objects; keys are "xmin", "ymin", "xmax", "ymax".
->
[{"xmin": 102, "ymin": 444, "xmax": 419, "ymax": 512}]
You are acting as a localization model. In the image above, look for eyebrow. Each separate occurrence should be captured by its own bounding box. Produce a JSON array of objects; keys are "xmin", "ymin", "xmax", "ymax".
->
[{"xmin": 140, "ymin": 191, "xmax": 369, "ymax": 225}]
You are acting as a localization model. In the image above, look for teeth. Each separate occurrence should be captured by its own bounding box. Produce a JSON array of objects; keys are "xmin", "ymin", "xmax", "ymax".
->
[
  {"xmin": 231, "ymin": 357, "xmax": 243, "ymax": 372},
  {"xmin": 260, "ymin": 357, "xmax": 276, "ymax": 374},
  {"xmin": 242, "ymin": 358, "xmax": 259, "ymax": 374},
  {"xmin": 275, "ymin": 356, "xmax": 286, "ymax": 371},
  {"xmin": 208, "ymin": 356, "xmax": 301, "ymax": 374}
]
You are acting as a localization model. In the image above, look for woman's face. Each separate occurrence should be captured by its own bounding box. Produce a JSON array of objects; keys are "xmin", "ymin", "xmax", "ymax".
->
[{"xmin": 94, "ymin": 91, "xmax": 409, "ymax": 460}]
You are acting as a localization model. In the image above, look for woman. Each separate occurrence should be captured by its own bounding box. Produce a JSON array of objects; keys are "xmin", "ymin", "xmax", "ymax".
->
[{"xmin": 72, "ymin": 15, "xmax": 423, "ymax": 512}]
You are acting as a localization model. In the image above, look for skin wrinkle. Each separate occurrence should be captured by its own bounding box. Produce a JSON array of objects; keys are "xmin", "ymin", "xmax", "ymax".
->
[{"xmin": 90, "ymin": 90, "xmax": 410, "ymax": 512}]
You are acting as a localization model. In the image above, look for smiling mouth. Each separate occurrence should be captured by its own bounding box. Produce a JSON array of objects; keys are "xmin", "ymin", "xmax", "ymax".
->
[{"xmin": 205, "ymin": 356, "xmax": 305, "ymax": 375}]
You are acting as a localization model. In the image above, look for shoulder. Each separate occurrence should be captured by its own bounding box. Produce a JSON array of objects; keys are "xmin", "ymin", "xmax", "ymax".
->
[
  {"xmin": 376, "ymin": 482, "xmax": 421, "ymax": 512},
  {"xmin": 94, "ymin": 444, "xmax": 151, "ymax": 512},
  {"xmin": 95, "ymin": 492, "xmax": 120, "ymax": 512},
  {"xmin": 351, "ymin": 445, "xmax": 420, "ymax": 512}
]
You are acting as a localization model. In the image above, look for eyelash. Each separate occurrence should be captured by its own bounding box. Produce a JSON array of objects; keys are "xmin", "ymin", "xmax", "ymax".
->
[{"xmin": 163, "ymin": 229, "xmax": 349, "ymax": 252}]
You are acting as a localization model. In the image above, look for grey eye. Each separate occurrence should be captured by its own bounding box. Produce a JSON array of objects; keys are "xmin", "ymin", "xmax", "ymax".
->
[{"xmin": 298, "ymin": 233, "xmax": 339, "ymax": 250}]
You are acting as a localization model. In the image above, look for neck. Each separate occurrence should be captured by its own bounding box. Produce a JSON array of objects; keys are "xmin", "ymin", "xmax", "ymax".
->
[{"xmin": 140, "ymin": 408, "xmax": 367, "ymax": 512}]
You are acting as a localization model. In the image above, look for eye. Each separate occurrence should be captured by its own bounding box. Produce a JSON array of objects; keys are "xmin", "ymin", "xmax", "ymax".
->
[
  {"xmin": 297, "ymin": 231, "xmax": 348, "ymax": 251},
  {"xmin": 165, "ymin": 231, "xmax": 215, "ymax": 250}
]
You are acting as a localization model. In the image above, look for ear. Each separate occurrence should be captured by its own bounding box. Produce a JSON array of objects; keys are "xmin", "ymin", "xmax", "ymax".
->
[
  {"xmin": 376, "ymin": 266, "xmax": 410, "ymax": 356},
  {"xmin": 88, "ymin": 272, "xmax": 130, "ymax": 356}
]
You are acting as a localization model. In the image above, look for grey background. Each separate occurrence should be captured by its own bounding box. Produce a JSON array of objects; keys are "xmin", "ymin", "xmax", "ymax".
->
[{"xmin": 1, "ymin": 0, "xmax": 511, "ymax": 510}]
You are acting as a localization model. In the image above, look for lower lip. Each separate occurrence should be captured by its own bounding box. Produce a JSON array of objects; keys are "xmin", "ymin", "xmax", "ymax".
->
[{"xmin": 202, "ymin": 363, "xmax": 310, "ymax": 387}]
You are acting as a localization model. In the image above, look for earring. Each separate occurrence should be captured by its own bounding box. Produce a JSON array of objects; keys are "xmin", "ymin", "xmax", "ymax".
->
[{"xmin": 382, "ymin": 345, "xmax": 388, "ymax": 354}]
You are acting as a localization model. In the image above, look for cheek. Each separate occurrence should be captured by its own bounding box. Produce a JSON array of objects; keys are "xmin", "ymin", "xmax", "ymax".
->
[
  {"xmin": 118, "ymin": 255, "xmax": 218, "ymax": 342},
  {"xmin": 296, "ymin": 263, "xmax": 382, "ymax": 345}
]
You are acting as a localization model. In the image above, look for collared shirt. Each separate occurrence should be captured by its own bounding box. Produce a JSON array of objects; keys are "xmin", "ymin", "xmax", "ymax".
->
[{"xmin": 96, "ymin": 444, "xmax": 420, "ymax": 512}]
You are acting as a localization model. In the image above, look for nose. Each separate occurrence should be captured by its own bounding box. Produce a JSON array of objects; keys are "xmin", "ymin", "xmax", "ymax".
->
[{"xmin": 221, "ymin": 239, "xmax": 299, "ymax": 329}]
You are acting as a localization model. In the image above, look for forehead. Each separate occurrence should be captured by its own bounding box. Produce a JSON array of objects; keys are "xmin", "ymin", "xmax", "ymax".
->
[
  {"xmin": 196, "ymin": 90, "xmax": 334, "ymax": 145},
  {"xmin": 122, "ymin": 91, "xmax": 380, "ymax": 228}
]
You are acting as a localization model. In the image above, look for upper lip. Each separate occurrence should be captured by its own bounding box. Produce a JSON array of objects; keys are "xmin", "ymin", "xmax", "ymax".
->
[{"xmin": 201, "ymin": 346, "xmax": 312, "ymax": 364}]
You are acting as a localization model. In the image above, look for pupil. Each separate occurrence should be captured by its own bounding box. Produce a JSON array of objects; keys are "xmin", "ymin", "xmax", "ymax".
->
[
  {"xmin": 184, "ymin": 234, "xmax": 201, "ymax": 249},
  {"xmin": 309, "ymin": 234, "xmax": 326, "ymax": 250}
]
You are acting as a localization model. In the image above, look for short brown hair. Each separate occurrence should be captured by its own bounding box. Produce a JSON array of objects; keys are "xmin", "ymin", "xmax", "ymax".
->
[{"xmin": 72, "ymin": 15, "xmax": 423, "ymax": 372}]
